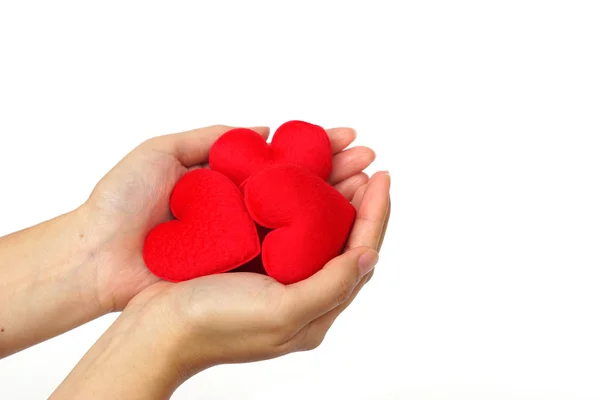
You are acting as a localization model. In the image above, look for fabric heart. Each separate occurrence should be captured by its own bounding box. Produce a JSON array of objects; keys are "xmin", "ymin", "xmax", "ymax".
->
[
  {"xmin": 143, "ymin": 169, "xmax": 260, "ymax": 282},
  {"xmin": 209, "ymin": 120, "xmax": 332, "ymax": 186},
  {"xmin": 244, "ymin": 165, "xmax": 356, "ymax": 284}
]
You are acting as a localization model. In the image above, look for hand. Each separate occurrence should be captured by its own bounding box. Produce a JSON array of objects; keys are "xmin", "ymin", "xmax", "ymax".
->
[
  {"xmin": 51, "ymin": 170, "xmax": 390, "ymax": 399},
  {"xmin": 83, "ymin": 125, "xmax": 376, "ymax": 311},
  {"xmin": 129, "ymin": 170, "xmax": 390, "ymax": 373}
]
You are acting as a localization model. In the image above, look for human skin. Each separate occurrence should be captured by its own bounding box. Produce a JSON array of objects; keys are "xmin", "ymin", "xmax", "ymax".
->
[
  {"xmin": 0, "ymin": 125, "xmax": 378, "ymax": 359},
  {"xmin": 50, "ymin": 171, "xmax": 390, "ymax": 400}
]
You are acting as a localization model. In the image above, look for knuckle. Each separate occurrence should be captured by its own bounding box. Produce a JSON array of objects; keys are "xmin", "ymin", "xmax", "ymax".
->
[
  {"xmin": 303, "ymin": 334, "xmax": 325, "ymax": 351},
  {"xmin": 287, "ymin": 328, "xmax": 324, "ymax": 353},
  {"xmin": 208, "ymin": 124, "xmax": 231, "ymax": 132},
  {"xmin": 334, "ymin": 277, "xmax": 356, "ymax": 306},
  {"xmin": 365, "ymin": 269, "xmax": 375, "ymax": 284},
  {"xmin": 143, "ymin": 135, "xmax": 161, "ymax": 145},
  {"xmin": 139, "ymin": 136, "xmax": 162, "ymax": 150},
  {"xmin": 266, "ymin": 311, "xmax": 295, "ymax": 338}
]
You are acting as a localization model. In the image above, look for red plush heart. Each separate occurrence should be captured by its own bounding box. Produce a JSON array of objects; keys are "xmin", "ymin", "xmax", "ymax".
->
[
  {"xmin": 143, "ymin": 169, "xmax": 260, "ymax": 282},
  {"xmin": 209, "ymin": 120, "xmax": 332, "ymax": 186},
  {"xmin": 244, "ymin": 165, "xmax": 356, "ymax": 284}
]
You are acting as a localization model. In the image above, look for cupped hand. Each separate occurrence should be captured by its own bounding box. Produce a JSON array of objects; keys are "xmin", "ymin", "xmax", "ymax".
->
[
  {"xmin": 84, "ymin": 125, "xmax": 376, "ymax": 311},
  {"xmin": 119, "ymin": 169, "xmax": 390, "ymax": 380}
]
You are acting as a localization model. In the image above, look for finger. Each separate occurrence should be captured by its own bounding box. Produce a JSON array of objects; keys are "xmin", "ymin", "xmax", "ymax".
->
[
  {"xmin": 289, "ymin": 264, "xmax": 372, "ymax": 351},
  {"xmin": 326, "ymin": 127, "xmax": 357, "ymax": 154},
  {"xmin": 282, "ymin": 245, "xmax": 379, "ymax": 325},
  {"xmin": 346, "ymin": 171, "xmax": 391, "ymax": 250},
  {"xmin": 377, "ymin": 197, "xmax": 391, "ymax": 252},
  {"xmin": 351, "ymin": 182, "xmax": 368, "ymax": 209},
  {"xmin": 333, "ymin": 173, "xmax": 369, "ymax": 200},
  {"xmin": 355, "ymin": 200, "xmax": 390, "ymax": 291},
  {"xmin": 329, "ymin": 147, "xmax": 376, "ymax": 185},
  {"xmin": 322, "ymin": 194, "xmax": 391, "ymax": 325},
  {"xmin": 353, "ymin": 195, "xmax": 390, "ymax": 290},
  {"xmin": 150, "ymin": 125, "xmax": 270, "ymax": 167},
  {"xmin": 187, "ymin": 162, "xmax": 209, "ymax": 172},
  {"xmin": 339, "ymin": 199, "xmax": 390, "ymax": 307}
]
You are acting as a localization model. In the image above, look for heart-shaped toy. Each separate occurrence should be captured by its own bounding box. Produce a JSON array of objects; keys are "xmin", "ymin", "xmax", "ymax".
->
[
  {"xmin": 244, "ymin": 165, "xmax": 356, "ymax": 284},
  {"xmin": 209, "ymin": 120, "xmax": 332, "ymax": 186},
  {"xmin": 143, "ymin": 169, "xmax": 260, "ymax": 282}
]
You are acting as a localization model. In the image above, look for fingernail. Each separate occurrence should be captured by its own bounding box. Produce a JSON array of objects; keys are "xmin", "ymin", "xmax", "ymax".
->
[
  {"xmin": 381, "ymin": 171, "xmax": 391, "ymax": 186},
  {"xmin": 249, "ymin": 126, "xmax": 269, "ymax": 131},
  {"xmin": 358, "ymin": 250, "xmax": 379, "ymax": 278}
]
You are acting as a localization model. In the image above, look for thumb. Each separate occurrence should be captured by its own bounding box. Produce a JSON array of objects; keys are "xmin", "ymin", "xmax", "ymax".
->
[
  {"xmin": 284, "ymin": 247, "xmax": 379, "ymax": 325},
  {"xmin": 147, "ymin": 125, "xmax": 270, "ymax": 167}
]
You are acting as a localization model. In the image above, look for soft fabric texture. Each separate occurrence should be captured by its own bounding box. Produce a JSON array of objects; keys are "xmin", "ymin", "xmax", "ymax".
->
[
  {"xmin": 244, "ymin": 165, "xmax": 356, "ymax": 284},
  {"xmin": 209, "ymin": 120, "xmax": 332, "ymax": 186},
  {"xmin": 143, "ymin": 169, "xmax": 260, "ymax": 282}
]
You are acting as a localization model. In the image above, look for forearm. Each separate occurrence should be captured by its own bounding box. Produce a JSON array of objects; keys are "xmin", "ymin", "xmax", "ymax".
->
[
  {"xmin": 50, "ymin": 306, "xmax": 184, "ymax": 400},
  {"xmin": 0, "ymin": 206, "xmax": 109, "ymax": 358}
]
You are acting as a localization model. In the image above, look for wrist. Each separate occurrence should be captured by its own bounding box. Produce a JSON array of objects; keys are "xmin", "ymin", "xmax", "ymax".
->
[
  {"xmin": 124, "ymin": 287, "xmax": 215, "ymax": 379},
  {"xmin": 52, "ymin": 308, "xmax": 185, "ymax": 399},
  {"xmin": 68, "ymin": 203, "xmax": 117, "ymax": 315},
  {"xmin": 77, "ymin": 199, "xmax": 164, "ymax": 313},
  {"xmin": 111, "ymin": 308, "xmax": 187, "ymax": 389},
  {"xmin": 0, "ymin": 204, "xmax": 114, "ymax": 357}
]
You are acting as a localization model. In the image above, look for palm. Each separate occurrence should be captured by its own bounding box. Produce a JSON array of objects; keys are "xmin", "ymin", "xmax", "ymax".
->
[
  {"xmin": 88, "ymin": 146, "xmax": 186, "ymax": 309},
  {"xmin": 130, "ymin": 270, "xmax": 284, "ymax": 324},
  {"xmin": 85, "ymin": 126, "xmax": 375, "ymax": 310},
  {"xmin": 126, "ymin": 168, "xmax": 390, "ymax": 369}
]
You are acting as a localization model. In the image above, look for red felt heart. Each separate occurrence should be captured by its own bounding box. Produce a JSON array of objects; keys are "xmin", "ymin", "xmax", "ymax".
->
[
  {"xmin": 209, "ymin": 120, "xmax": 332, "ymax": 186},
  {"xmin": 244, "ymin": 165, "xmax": 356, "ymax": 284},
  {"xmin": 143, "ymin": 169, "xmax": 260, "ymax": 282}
]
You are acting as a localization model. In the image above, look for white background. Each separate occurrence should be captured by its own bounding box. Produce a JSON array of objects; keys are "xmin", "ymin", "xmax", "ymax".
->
[{"xmin": 1, "ymin": 1, "xmax": 599, "ymax": 399}]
